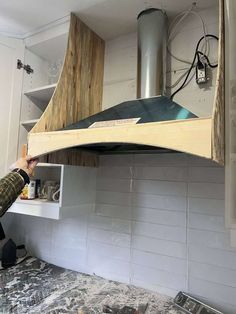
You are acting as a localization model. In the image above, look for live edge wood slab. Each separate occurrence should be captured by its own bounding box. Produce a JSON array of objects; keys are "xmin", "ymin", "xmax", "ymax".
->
[{"xmin": 28, "ymin": 0, "xmax": 224, "ymax": 166}]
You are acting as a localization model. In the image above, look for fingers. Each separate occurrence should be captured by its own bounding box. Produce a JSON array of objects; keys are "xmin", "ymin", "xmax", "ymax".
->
[{"xmin": 28, "ymin": 159, "xmax": 38, "ymax": 169}]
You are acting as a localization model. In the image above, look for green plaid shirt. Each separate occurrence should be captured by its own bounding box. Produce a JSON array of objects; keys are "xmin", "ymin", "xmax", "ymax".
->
[{"xmin": 0, "ymin": 172, "xmax": 25, "ymax": 217}]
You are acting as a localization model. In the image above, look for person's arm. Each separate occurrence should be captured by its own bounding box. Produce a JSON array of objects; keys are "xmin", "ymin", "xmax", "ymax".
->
[{"xmin": 0, "ymin": 156, "xmax": 38, "ymax": 217}]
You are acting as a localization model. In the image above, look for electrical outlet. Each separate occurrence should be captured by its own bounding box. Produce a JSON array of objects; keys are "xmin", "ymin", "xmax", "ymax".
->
[
  {"xmin": 174, "ymin": 292, "xmax": 223, "ymax": 314},
  {"xmin": 196, "ymin": 63, "xmax": 208, "ymax": 84}
]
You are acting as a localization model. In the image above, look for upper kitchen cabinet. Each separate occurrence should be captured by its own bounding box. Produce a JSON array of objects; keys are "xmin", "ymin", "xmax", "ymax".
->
[
  {"xmin": 28, "ymin": 0, "xmax": 224, "ymax": 166},
  {"xmin": 18, "ymin": 19, "xmax": 70, "ymax": 153},
  {"xmin": 0, "ymin": 35, "xmax": 24, "ymax": 176}
]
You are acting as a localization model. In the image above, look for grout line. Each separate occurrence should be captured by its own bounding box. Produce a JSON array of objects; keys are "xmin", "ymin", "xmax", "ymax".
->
[
  {"xmin": 186, "ymin": 157, "xmax": 190, "ymax": 293},
  {"xmin": 129, "ymin": 154, "xmax": 134, "ymax": 285}
]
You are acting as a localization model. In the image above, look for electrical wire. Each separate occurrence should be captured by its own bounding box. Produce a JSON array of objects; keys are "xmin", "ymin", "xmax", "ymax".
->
[
  {"xmin": 167, "ymin": 5, "xmax": 208, "ymax": 65},
  {"xmin": 170, "ymin": 34, "xmax": 218, "ymax": 100},
  {"xmin": 167, "ymin": 68, "xmax": 196, "ymax": 89}
]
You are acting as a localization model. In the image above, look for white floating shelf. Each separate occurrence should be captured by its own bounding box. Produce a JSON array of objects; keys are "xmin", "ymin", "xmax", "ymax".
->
[
  {"xmin": 24, "ymin": 83, "xmax": 56, "ymax": 104},
  {"xmin": 27, "ymin": 32, "xmax": 68, "ymax": 62},
  {"xmin": 21, "ymin": 119, "xmax": 39, "ymax": 131},
  {"xmin": 37, "ymin": 162, "xmax": 63, "ymax": 167},
  {"xmin": 9, "ymin": 199, "xmax": 60, "ymax": 220}
]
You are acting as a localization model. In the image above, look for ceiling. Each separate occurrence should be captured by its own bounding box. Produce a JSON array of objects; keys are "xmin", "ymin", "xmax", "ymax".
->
[{"xmin": 0, "ymin": 0, "xmax": 217, "ymax": 40}]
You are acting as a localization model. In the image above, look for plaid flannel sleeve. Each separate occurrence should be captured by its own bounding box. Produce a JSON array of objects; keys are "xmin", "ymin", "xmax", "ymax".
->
[{"xmin": 0, "ymin": 172, "xmax": 25, "ymax": 217}]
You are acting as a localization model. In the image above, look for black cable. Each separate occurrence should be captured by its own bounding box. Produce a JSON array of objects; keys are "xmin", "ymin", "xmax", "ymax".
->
[
  {"xmin": 170, "ymin": 34, "xmax": 219, "ymax": 100},
  {"xmin": 197, "ymin": 51, "xmax": 218, "ymax": 68}
]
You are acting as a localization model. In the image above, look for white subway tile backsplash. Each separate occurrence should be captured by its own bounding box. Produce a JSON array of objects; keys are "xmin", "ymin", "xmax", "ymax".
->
[
  {"xmin": 133, "ymin": 180, "xmax": 187, "ymax": 196},
  {"xmin": 49, "ymin": 254, "xmax": 88, "ymax": 274},
  {"xmin": 50, "ymin": 245, "xmax": 87, "ymax": 270},
  {"xmin": 52, "ymin": 216, "xmax": 88, "ymax": 239},
  {"xmin": 96, "ymin": 190, "xmax": 132, "ymax": 206},
  {"xmin": 131, "ymin": 250, "xmax": 186, "ymax": 276},
  {"xmin": 88, "ymin": 256, "xmax": 130, "ymax": 284},
  {"xmin": 133, "ymin": 166, "xmax": 187, "ymax": 181},
  {"xmin": 189, "ymin": 213, "xmax": 226, "ymax": 232},
  {"xmin": 189, "ymin": 229, "xmax": 231, "ymax": 250},
  {"xmin": 188, "ymin": 167, "xmax": 225, "ymax": 183},
  {"xmin": 89, "ymin": 214, "xmax": 131, "ymax": 234},
  {"xmin": 188, "ymin": 197, "xmax": 224, "ymax": 216},
  {"xmin": 132, "ymin": 193, "xmax": 186, "ymax": 211},
  {"xmin": 99, "ymin": 155, "xmax": 133, "ymax": 167},
  {"xmin": 96, "ymin": 177, "xmax": 132, "ymax": 193},
  {"xmin": 95, "ymin": 203, "xmax": 131, "ymax": 220},
  {"xmin": 188, "ymin": 183, "xmax": 224, "ymax": 199},
  {"xmin": 188, "ymin": 277, "xmax": 236, "ymax": 308},
  {"xmin": 189, "ymin": 261, "xmax": 236, "ymax": 288},
  {"xmin": 189, "ymin": 245, "xmax": 236, "ymax": 270},
  {"xmin": 88, "ymin": 240, "xmax": 130, "ymax": 262},
  {"xmin": 130, "ymin": 278, "xmax": 178, "ymax": 298},
  {"xmin": 132, "ymin": 207, "xmax": 186, "ymax": 227},
  {"xmin": 132, "ymin": 235, "xmax": 186, "ymax": 259},
  {"xmin": 131, "ymin": 264, "xmax": 186, "ymax": 291},
  {"xmin": 134, "ymin": 153, "xmax": 188, "ymax": 166},
  {"xmin": 97, "ymin": 166, "xmax": 132, "ymax": 179},
  {"xmin": 132, "ymin": 221, "xmax": 186, "ymax": 242},
  {"xmin": 88, "ymin": 227, "xmax": 131, "ymax": 248},
  {"xmin": 188, "ymin": 155, "xmax": 219, "ymax": 167},
  {"xmin": 25, "ymin": 236, "xmax": 52, "ymax": 259}
]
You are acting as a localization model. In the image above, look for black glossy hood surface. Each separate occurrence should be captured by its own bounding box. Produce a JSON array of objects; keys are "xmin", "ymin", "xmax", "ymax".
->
[{"xmin": 63, "ymin": 95, "xmax": 197, "ymax": 131}]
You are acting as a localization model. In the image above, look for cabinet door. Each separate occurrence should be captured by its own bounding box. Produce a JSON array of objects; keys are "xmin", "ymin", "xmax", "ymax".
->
[{"xmin": 0, "ymin": 35, "xmax": 24, "ymax": 176}]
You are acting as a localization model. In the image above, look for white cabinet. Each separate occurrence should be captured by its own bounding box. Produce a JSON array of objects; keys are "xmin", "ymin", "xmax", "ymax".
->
[
  {"xmin": 9, "ymin": 163, "xmax": 96, "ymax": 219},
  {"xmin": 18, "ymin": 22, "xmax": 69, "ymax": 152},
  {"xmin": 0, "ymin": 35, "xmax": 24, "ymax": 177},
  {"xmin": 9, "ymin": 19, "xmax": 97, "ymax": 219}
]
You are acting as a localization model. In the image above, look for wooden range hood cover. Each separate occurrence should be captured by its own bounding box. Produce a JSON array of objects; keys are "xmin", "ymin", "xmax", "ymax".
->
[{"xmin": 28, "ymin": 1, "xmax": 224, "ymax": 166}]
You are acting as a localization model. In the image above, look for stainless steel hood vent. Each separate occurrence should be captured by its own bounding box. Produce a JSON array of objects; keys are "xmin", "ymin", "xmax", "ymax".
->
[{"xmin": 62, "ymin": 8, "xmax": 197, "ymax": 152}]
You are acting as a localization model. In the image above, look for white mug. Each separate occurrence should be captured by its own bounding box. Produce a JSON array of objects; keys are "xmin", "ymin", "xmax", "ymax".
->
[{"xmin": 52, "ymin": 187, "xmax": 60, "ymax": 202}]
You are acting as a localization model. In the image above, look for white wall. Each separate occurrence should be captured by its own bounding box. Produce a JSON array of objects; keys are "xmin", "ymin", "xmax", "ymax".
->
[{"xmin": 2, "ymin": 3, "xmax": 235, "ymax": 314}]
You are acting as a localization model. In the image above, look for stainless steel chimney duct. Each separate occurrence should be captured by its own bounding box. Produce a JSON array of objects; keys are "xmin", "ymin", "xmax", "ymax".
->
[{"xmin": 137, "ymin": 8, "xmax": 167, "ymax": 98}]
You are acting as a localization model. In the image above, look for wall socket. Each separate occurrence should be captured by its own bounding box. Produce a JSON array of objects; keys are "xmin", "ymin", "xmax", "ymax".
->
[
  {"xmin": 174, "ymin": 292, "xmax": 223, "ymax": 314},
  {"xmin": 196, "ymin": 63, "xmax": 208, "ymax": 84}
]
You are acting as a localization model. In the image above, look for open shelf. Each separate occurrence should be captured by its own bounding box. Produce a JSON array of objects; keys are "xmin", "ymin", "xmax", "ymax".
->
[
  {"xmin": 9, "ymin": 198, "xmax": 60, "ymax": 220},
  {"xmin": 21, "ymin": 119, "xmax": 39, "ymax": 131},
  {"xmin": 24, "ymin": 84, "xmax": 56, "ymax": 105},
  {"xmin": 27, "ymin": 32, "xmax": 68, "ymax": 62}
]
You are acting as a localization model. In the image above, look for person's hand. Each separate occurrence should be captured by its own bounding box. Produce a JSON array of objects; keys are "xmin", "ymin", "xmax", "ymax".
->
[{"xmin": 15, "ymin": 156, "xmax": 38, "ymax": 176}]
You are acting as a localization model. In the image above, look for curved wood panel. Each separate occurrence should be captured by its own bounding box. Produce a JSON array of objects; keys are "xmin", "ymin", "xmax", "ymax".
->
[
  {"xmin": 31, "ymin": 13, "xmax": 105, "ymax": 133},
  {"xmin": 28, "ymin": 118, "xmax": 212, "ymax": 159},
  {"xmin": 212, "ymin": 0, "xmax": 225, "ymax": 165}
]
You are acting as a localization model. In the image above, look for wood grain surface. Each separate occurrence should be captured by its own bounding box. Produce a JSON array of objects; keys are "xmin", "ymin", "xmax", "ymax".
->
[
  {"xmin": 28, "ymin": 118, "xmax": 212, "ymax": 159},
  {"xmin": 212, "ymin": 0, "xmax": 225, "ymax": 165},
  {"xmin": 31, "ymin": 13, "xmax": 105, "ymax": 133}
]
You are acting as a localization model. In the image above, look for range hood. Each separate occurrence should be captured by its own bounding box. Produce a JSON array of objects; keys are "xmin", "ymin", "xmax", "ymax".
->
[
  {"xmin": 65, "ymin": 8, "xmax": 197, "ymax": 132},
  {"xmin": 60, "ymin": 8, "xmax": 197, "ymax": 153},
  {"xmin": 28, "ymin": 7, "xmax": 224, "ymax": 165}
]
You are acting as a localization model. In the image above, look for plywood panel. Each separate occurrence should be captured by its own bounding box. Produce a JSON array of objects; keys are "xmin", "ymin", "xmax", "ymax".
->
[
  {"xmin": 212, "ymin": 0, "xmax": 225, "ymax": 165},
  {"xmin": 28, "ymin": 118, "xmax": 212, "ymax": 160},
  {"xmin": 31, "ymin": 13, "xmax": 105, "ymax": 133}
]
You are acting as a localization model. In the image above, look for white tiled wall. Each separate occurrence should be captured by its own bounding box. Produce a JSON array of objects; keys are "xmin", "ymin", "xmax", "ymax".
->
[{"xmin": 3, "ymin": 153, "xmax": 236, "ymax": 313}]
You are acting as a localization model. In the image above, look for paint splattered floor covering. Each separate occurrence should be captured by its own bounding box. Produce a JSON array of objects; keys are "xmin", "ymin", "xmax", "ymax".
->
[{"xmin": 0, "ymin": 257, "xmax": 183, "ymax": 313}]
